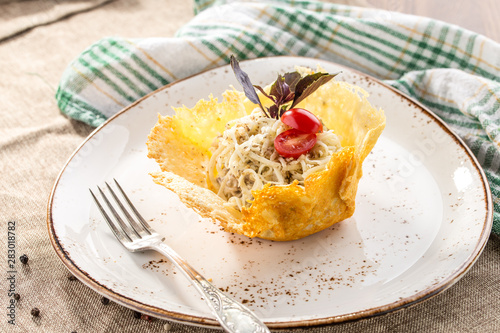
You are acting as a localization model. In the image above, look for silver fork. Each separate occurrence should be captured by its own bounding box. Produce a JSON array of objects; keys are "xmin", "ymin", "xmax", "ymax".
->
[{"xmin": 90, "ymin": 179, "xmax": 270, "ymax": 333}]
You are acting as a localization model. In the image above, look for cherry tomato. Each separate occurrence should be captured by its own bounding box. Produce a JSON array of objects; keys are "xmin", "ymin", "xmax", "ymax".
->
[
  {"xmin": 280, "ymin": 108, "xmax": 323, "ymax": 133},
  {"xmin": 274, "ymin": 129, "xmax": 317, "ymax": 159}
]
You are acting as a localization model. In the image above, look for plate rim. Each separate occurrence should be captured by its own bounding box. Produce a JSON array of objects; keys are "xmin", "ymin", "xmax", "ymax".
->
[{"xmin": 47, "ymin": 56, "xmax": 493, "ymax": 328}]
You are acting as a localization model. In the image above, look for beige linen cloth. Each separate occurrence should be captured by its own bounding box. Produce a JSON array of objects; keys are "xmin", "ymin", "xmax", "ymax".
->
[{"xmin": 0, "ymin": 0, "xmax": 499, "ymax": 332}]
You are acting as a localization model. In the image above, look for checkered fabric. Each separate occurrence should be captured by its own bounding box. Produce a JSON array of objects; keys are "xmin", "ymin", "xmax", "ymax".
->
[{"xmin": 56, "ymin": 0, "xmax": 500, "ymax": 235}]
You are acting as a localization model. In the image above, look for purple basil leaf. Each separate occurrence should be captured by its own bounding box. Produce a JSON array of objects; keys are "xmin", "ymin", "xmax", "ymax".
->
[
  {"xmin": 268, "ymin": 104, "xmax": 279, "ymax": 119},
  {"xmin": 269, "ymin": 74, "xmax": 289, "ymax": 99},
  {"xmin": 290, "ymin": 72, "xmax": 340, "ymax": 109},
  {"xmin": 230, "ymin": 55, "xmax": 265, "ymax": 113},
  {"xmin": 254, "ymin": 85, "xmax": 276, "ymax": 103},
  {"xmin": 283, "ymin": 72, "xmax": 301, "ymax": 92},
  {"xmin": 278, "ymin": 79, "xmax": 291, "ymax": 100},
  {"xmin": 268, "ymin": 74, "xmax": 294, "ymax": 115},
  {"xmin": 284, "ymin": 92, "xmax": 295, "ymax": 103}
]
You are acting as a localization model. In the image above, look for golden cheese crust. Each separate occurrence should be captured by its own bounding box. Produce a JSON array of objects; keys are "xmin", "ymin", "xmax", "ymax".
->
[{"xmin": 147, "ymin": 79, "xmax": 385, "ymax": 241}]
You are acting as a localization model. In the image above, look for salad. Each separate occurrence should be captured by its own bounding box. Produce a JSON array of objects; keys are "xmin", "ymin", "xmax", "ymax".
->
[{"xmin": 147, "ymin": 57, "xmax": 385, "ymax": 241}]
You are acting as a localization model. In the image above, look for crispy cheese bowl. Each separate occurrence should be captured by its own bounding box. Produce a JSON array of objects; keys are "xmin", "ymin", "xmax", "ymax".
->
[{"xmin": 147, "ymin": 74, "xmax": 385, "ymax": 241}]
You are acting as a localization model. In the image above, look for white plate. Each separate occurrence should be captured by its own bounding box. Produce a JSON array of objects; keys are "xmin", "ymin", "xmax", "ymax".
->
[{"xmin": 48, "ymin": 56, "xmax": 492, "ymax": 328}]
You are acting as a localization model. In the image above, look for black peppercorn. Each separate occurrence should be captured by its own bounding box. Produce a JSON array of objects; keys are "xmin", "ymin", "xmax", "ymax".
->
[
  {"xmin": 101, "ymin": 297, "xmax": 110, "ymax": 305},
  {"xmin": 141, "ymin": 314, "xmax": 152, "ymax": 322},
  {"xmin": 68, "ymin": 275, "xmax": 77, "ymax": 281},
  {"xmin": 133, "ymin": 311, "xmax": 141, "ymax": 319},
  {"xmin": 20, "ymin": 254, "xmax": 28, "ymax": 265},
  {"xmin": 13, "ymin": 293, "xmax": 20, "ymax": 301},
  {"xmin": 31, "ymin": 308, "xmax": 40, "ymax": 317}
]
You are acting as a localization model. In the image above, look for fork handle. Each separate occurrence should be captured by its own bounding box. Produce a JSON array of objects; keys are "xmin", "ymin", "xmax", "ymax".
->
[{"xmin": 153, "ymin": 243, "xmax": 270, "ymax": 333}]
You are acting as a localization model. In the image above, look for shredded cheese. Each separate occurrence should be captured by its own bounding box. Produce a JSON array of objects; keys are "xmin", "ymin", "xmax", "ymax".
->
[{"xmin": 208, "ymin": 109, "xmax": 342, "ymax": 211}]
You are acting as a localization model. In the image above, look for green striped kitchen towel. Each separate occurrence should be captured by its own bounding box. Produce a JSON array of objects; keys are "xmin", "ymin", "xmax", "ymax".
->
[{"xmin": 56, "ymin": 0, "xmax": 500, "ymax": 236}]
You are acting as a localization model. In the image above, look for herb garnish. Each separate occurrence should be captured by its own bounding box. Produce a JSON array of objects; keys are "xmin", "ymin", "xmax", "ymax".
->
[{"xmin": 230, "ymin": 55, "xmax": 339, "ymax": 119}]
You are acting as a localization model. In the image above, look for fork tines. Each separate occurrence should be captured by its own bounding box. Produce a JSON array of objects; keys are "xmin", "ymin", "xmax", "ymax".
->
[{"xmin": 90, "ymin": 179, "xmax": 152, "ymax": 244}]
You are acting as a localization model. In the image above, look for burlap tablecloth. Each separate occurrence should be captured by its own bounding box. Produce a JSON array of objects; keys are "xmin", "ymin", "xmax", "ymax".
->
[{"xmin": 1, "ymin": 0, "xmax": 499, "ymax": 332}]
